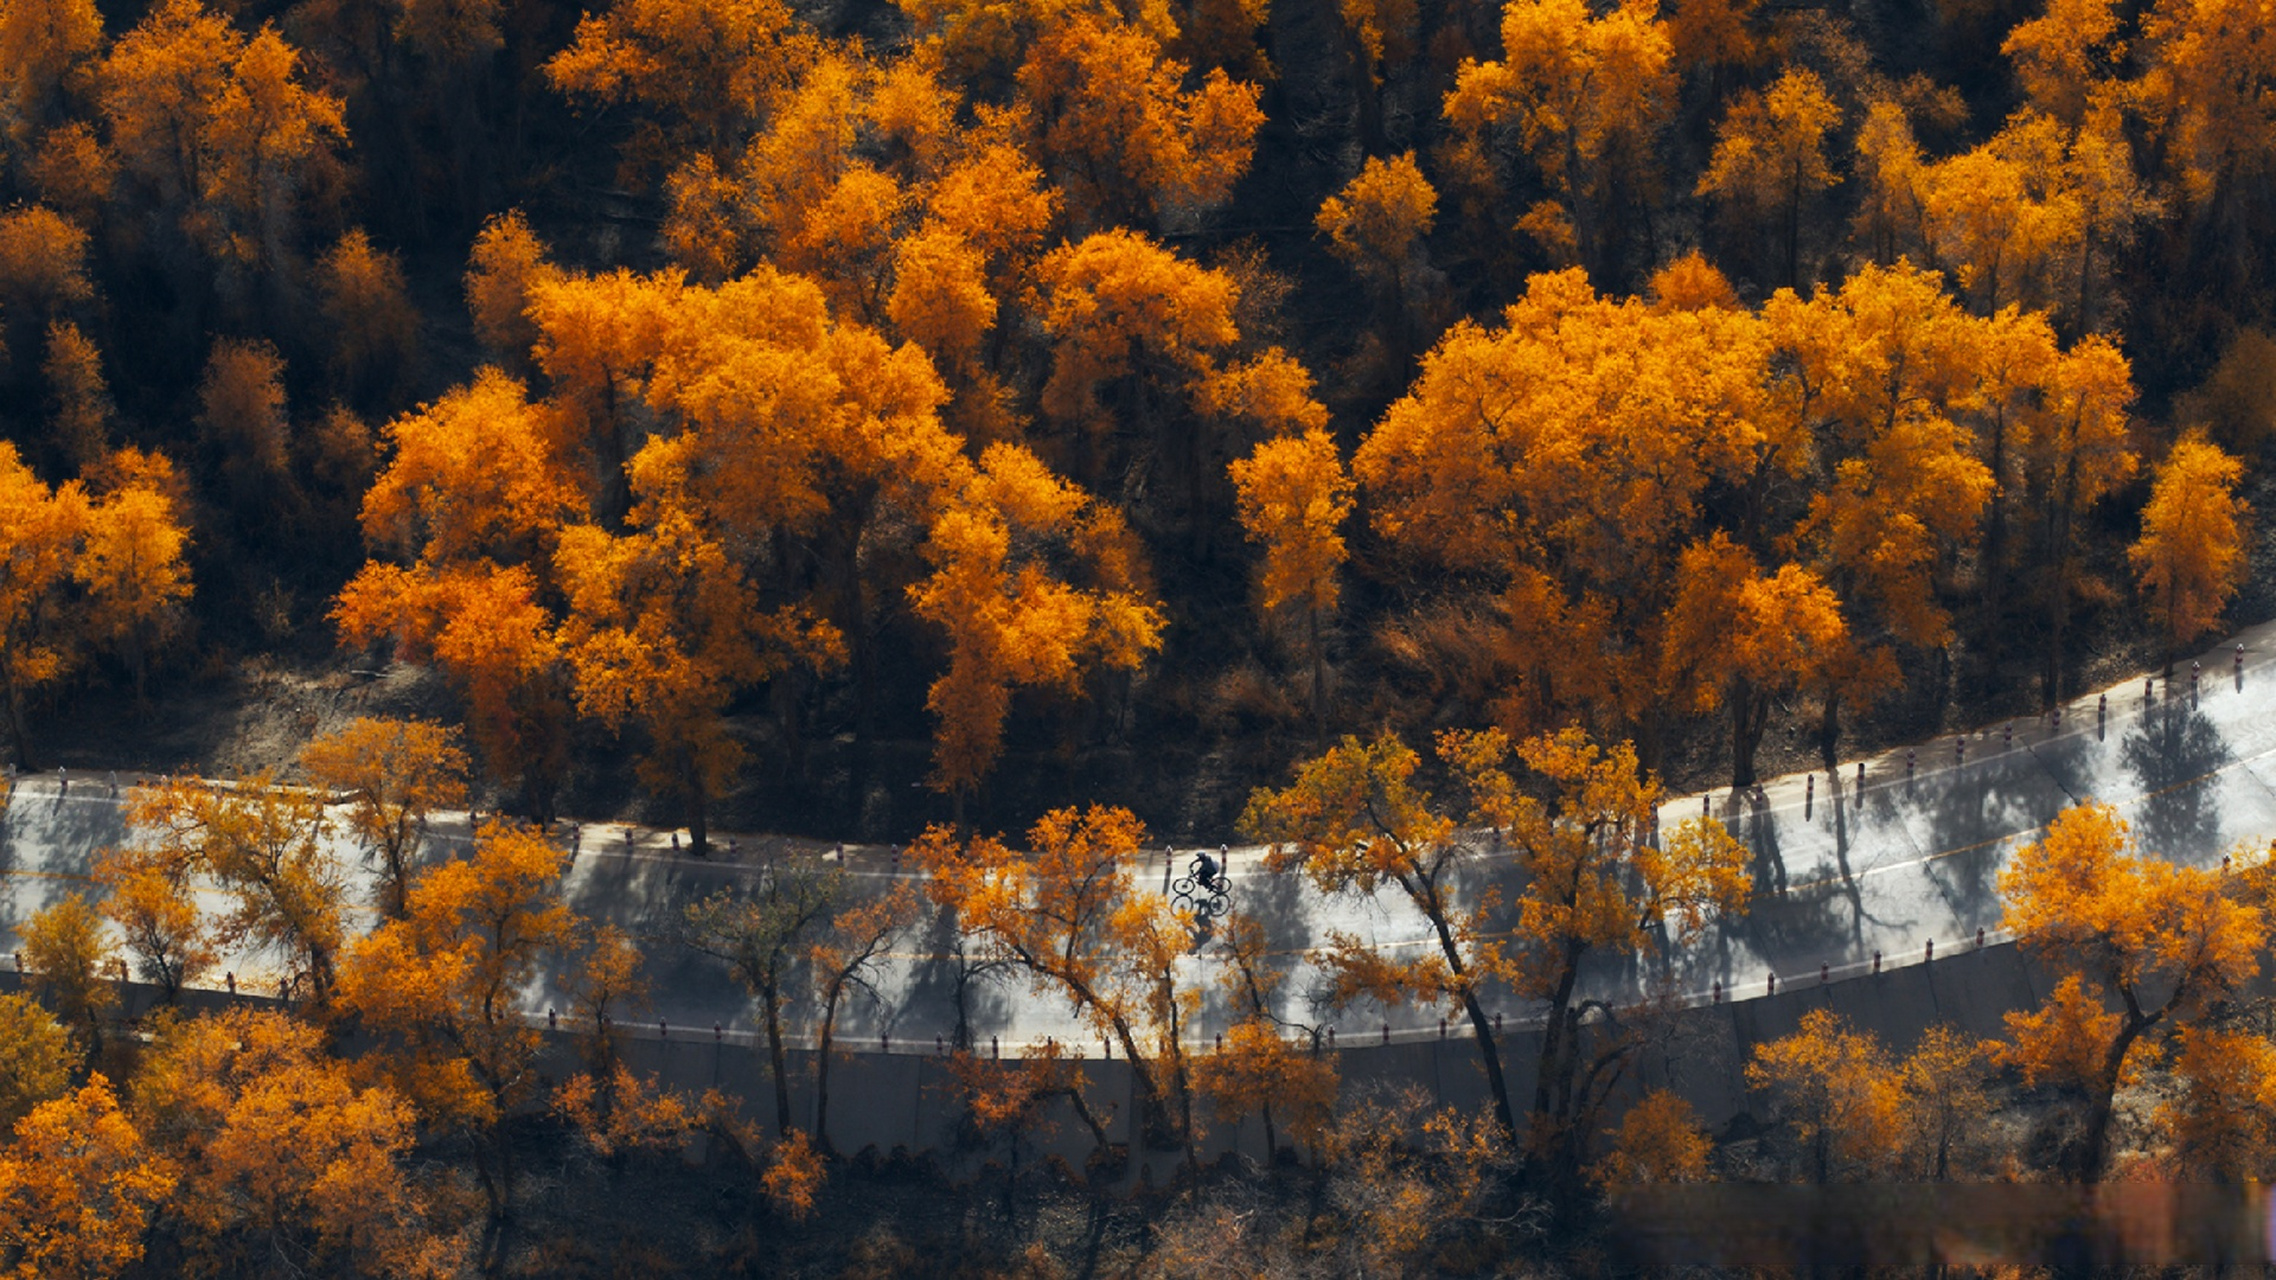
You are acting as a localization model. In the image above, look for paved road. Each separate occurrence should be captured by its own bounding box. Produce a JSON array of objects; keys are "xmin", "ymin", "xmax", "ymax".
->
[{"xmin": 5, "ymin": 622, "xmax": 2274, "ymax": 1051}]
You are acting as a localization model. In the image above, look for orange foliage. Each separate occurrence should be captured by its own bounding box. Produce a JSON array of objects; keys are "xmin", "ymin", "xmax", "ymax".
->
[
  {"xmin": 1315, "ymin": 152, "xmax": 1436, "ymax": 289},
  {"xmin": 317, "ymin": 229, "xmax": 419, "ymax": 403},
  {"xmin": 0, "ymin": 1076, "xmax": 175, "ymax": 1279},
  {"xmin": 300, "ymin": 717, "xmax": 469, "ymax": 918},
  {"xmin": 134, "ymin": 1010, "xmax": 463, "ymax": 1276},
  {"xmin": 126, "ymin": 773, "xmax": 351, "ymax": 1004},
  {"xmin": 1746, "ymin": 1009, "xmax": 1905, "ymax": 1183},
  {"xmin": 1998, "ymin": 803, "xmax": 2265, "ymax": 1178},
  {"xmin": 542, "ymin": 0, "xmax": 818, "ymax": 177},
  {"xmin": 2129, "ymin": 431, "xmax": 2250, "ymax": 655},
  {"xmin": 1591, "ymin": 1088, "xmax": 1711, "ymax": 1188}
]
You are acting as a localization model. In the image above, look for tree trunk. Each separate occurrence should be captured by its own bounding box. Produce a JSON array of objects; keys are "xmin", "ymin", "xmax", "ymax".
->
[
  {"xmin": 2078, "ymin": 1013, "xmax": 2152, "ymax": 1183},
  {"xmin": 685, "ymin": 765, "xmax": 709, "ymax": 857},
  {"xmin": 764, "ymin": 983, "xmax": 792, "ymax": 1136},
  {"xmin": 1308, "ymin": 605, "xmax": 1326, "ymax": 738},
  {"xmin": 1817, "ymin": 690, "xmax": 1841, "ymax": 773},
  {"xmin": 5, "ymin": 661, "xmax": 35, "ymax": 771},
  {"xmin": 1730, "ymin": 675, "xmax": 1766, "ymax": 790},
  {"xmin": 815, "ymin": 986, "xmax": 841, "ymax": 1156}
]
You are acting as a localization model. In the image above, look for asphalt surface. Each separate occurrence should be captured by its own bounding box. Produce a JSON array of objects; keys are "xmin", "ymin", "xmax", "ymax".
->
[{"xmin": 6, "ymin": 622, "xmax": 2274, "ymax": 1052}]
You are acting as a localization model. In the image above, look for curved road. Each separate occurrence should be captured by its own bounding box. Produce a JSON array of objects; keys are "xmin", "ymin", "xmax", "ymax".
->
[{"xmin": 5, "ymin": 622, "xmax": 2274, "ymax": 1052}]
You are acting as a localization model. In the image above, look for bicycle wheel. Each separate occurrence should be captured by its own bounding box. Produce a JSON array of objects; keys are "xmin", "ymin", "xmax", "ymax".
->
[{"xmin": 1171, "ymin": 876, "xmax": 1197, "ymax": 900}]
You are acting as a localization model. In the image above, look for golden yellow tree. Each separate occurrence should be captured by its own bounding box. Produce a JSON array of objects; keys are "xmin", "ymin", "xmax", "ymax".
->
[
  {"xmin": 0, "ymin": 443, "xmax": 89, "ymax": 767},
  {"xmin": 542, "ymin": 0, "xmax": 817, "ymax": 178},
  {"xmin": 77, "ymin": 453, "xmax": 194, "ymax": 708},
  {"xmin": 133, "ymin": 1009, "xmax": 463, "ymax": 1276},
  {"xmin": 1228, "ymin": 427, "xmax": 1354, "ymax": 729},
  {"xmin": 1899, "ymin": 1023, "xmax": 1996, "ymax": 1179},
  {"xmin": 1243, "ymin": 726, "xmax": 1746, "ymax": 1186},
  {"xmin": 0, "ymin": 996, "xmax": 71, "ymax": 1130},
  {"xmin": 1696, "ymin": 67, "xmax": 1841, "ymax": 286},
  {"xmin": 126, "ymin": 773, "xmax": 351, "ymax": 1004},
  {"xmin": 1746, "ymin": 1009, "xmax": 1905, "ymax": 1183},
  {"xmin": 808, "ymin": 883, "xmax": 920, "ymax": 1154},
  {"xmin": 908, "ymin": 444, "xmax": 1163, "ymax": 805},
  {"xmin": 2129, "ymin": 430, "xmax": 2250, "ymax": 669},
  {"xmin": 41, "ymin": 322, "xmax": 110, "ymax": 471},
  {"xmin": 910, "ymin": 806, "xmax": 1199, "ymax": 1154},
  {"xmin": 0, "ymin": 1076, "xmax": 175, "ymax": 1280},
  {"xmin": 1660, "ymin": 533, "xmax": 1848, "ymax": 788},
  {"xmin": 1998, "ymin": 802, "xmax": 2264, "ymax": 1180},
  {"xmin": 463, "ymin": 209, "xmax": 560, "ymax": 365},
  {"xmin": 1589, "ymin": 1088, "xmax": 1712, "ymax": 1188},
  {"xmin": 195, "ymin": 337, "xmax": 292, "ymax": 508},
  {"xmin": 333, "ymin": 822, "xmax": 576, "ymax": 1240},
  {"xmin": 2159, "ymin": 1024, "xmax": 2276, "ymax": 1181},
  {"xmin": 1192, "ymin": 913, "xmax": 1339, "ymax": 1161},
  {"xmin": 92, "ymin": 845, "xmax": 212, "ymax": 1003},
  {"xmin": 317, "ymin": 228, "xmax": 419, "ymax": 407},
  {"xmin": 98, "ymin": 0, "xmax": 347, "ymax": 284},
  {"xmin": 299, "ymin": 717, "xmax": 470, "ymax": 918},
  {"xmin": 14, "ymin": 895, "xmax": 115, "ymax": 1057},
  {"xmin": 1354, "ymin": 267, "xmax": 1785, "ymax": 739},
  {"xmin": 2030, "ymin": 333, "xmax": 2137, "ymax": 703},
  {"xmin": 1443, "ymin": 0, "xmax": 1674, "ymax": 273}
]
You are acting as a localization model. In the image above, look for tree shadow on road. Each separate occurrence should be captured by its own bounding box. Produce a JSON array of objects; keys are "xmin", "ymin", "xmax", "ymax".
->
[{"xmin": 2119, "ymin": 700, "xmax": 2232, "ymax": 866}]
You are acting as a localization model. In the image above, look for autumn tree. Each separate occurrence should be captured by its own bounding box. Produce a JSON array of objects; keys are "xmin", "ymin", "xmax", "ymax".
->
[
  {"xmin": 2029, "ymin": 334, "xmax": 2136, "ymax": 704},
  {"xmin": 1315, "ymin": 152, "xmax": 1437, "ymax": 356},
  {"xmin": 301, "ymin": 717, "xmax": 470, "ymax": 919},
  {"xmin": 0, "ymin": 206, "xmax": 94, "ymax": 360},
  {"xmin": 1243, "ymin": 727, "xmax": 1746, "ymax": 1192},
  {"xmin": 1015, "ymin": 15, "xmax": 1263, "ymax": 229},
  {"xmin": 0, "ymin": 444, "xmax": 89, "ymax": 767},
  {"xmin": 15, "ymin": 894, "xmax": 116, "ymax": 1059},
  {"xmin": 1228, "ymin": 428, "xmax": 1354, "ymax": 729},
  {"xmin": 1997, "ymin": 803, "xmax": 2264, "ymax": 1180},
  {"xmin": 126, "ymin": 773, "xmax": 350, "ymax": 1004},
  {"xmin": 1697, "ymin": 68, "xmax": 1841, "ymax": 287},
  {"xmin": 317, "ymin": 228, "xmax": 418, "ymax": 408},
  {"xmin": 1766, "ymin": 262, "xmax": 1996, "ymax": 762},
  {"xmin": 0, "ymin": 1076, "xmax": 175, "ymax": 1280},
  {"xmin": 1746, "ymin": 1009, "xmax": 1905, "ymax": 1183},
  {"xmin": 335, "ymin": 370, "xmax": 577, "ymax": 815},
  {"xmin": 542, "ymin": 0, "xmax": 817, "ymax": 179},
  {"xmin": 683, "ymin": 853, "xmax": 846, "ymax": 1136},
  {"xmin": 2160, "ymin": 1024, "xmax": 2276, "ymax": 1181},
  {"xmin": 98, "ymin": 0, "xmax": 347, "ymax": 295},
  {"xmin": 1659, "ymin": 533, "xmax": 1847, "ymax": 788},
  {"xmin": 0, "ymin": 996, "xmax": 70, "ymax": 1131},
  {"xmin": 133, "ymin": 1009, "xmax": 463, "ymax": 1276},
  {"xmin": 943, "ymin": 1044, "xmax": 1111, "ymax": 1212},
  {"xmin": 77, "ymin": 453, "xmax": 195, "ymax": 708},
  {"xmin": 92, "ymin": 845, "xmax": 213, "ymax": 1003},
  {"xmin": 0, "ymin": 0, "xmax": 102, "ymax": 153},
  {"xmin": 908, "ymin": 444, "xmax": 1163, "ymax": 806},
  {"xmin": 40, "ymin": 323, "xmax": 110, "ymax": 472},
  {"xmin": 808, "ymin": 883, "xmax": 920, "ymax": 1153},
  {"xmin": 911, "ymin": 806, "xmax": 1200, "ymax": 1153},
  {"xmin": 1036, "ymin": 228, "xmax": 1240, "ymax": 502},
  {"xmin": 195, "ymin": 338, "xmax": 292, "ymax": 511},
  {"xmin": 2129, "ymin": 431, "xmax": 2249, "ymax": 671},
  {"xmin": 1589, "ymin": 1088, "xmax": 1711, "ymax": 1188},
  {"xmin": 334, "ymin": 822, "xmax": 575, "ymax": 1242},
  {"xmin": 1191, "ymin": 913, "xmax": 1338, "ymax": 1161},
  {"xmin": 1355, "ymin": 268, "xmax": 1785, "ymax": 744},
  {"xmin": 1443, "ymin": 0, "xmax": 1675, "ymax": 277},
  {"xmin": 1899, "ymin": 1023, "xmax": 1996, "ymax": 1179},
  {"xmin": 463, "ymin": 209, "xmax": 560, "ymax": 366}
]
